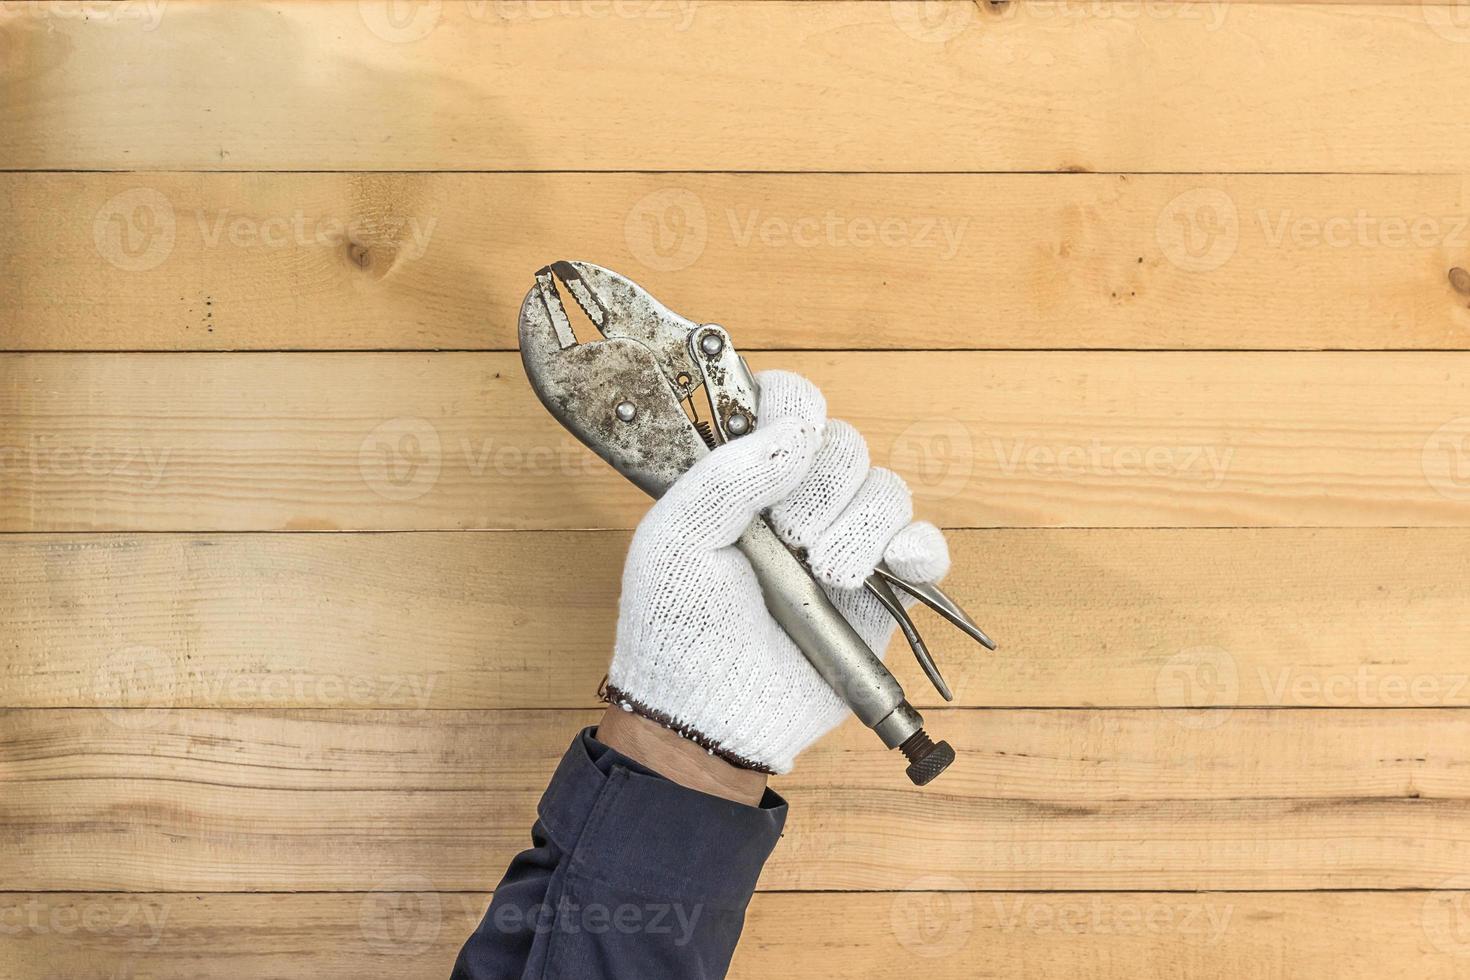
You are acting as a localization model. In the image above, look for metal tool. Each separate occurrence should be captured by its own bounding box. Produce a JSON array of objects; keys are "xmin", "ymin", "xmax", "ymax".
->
[{"xmin": 518, "ymin": 261, "xmax": 995, "ymax": 785}]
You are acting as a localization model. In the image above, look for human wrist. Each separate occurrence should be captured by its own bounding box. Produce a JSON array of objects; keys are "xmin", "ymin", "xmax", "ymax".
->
[{"xmin": 595, "ymin": 706, "xmax": 769, "ymax": 807}]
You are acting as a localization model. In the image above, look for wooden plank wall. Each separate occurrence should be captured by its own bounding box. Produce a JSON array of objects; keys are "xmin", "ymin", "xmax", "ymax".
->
[{"xmin": 3, "ymin": 2, "xmax": 1470, "ymax": 977}]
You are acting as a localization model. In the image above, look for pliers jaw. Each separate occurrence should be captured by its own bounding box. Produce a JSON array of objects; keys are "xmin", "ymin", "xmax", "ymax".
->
[{"xmin": 518, "ymin": 262, "xmax": 708, "ymax": 499}]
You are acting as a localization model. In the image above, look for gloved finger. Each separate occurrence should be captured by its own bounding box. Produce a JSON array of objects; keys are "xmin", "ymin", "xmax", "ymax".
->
[
  {"xmin": 808, "ymin": 467, "xmax": 913, "ymax": 591},
  {"xmin": 755, "ymin": 370, "xmax": 827, "ymax": 432},
  {"xmin": 768, "ymin": 419, "xmax": 869, "ymax": 550},
  {"xmin": 883, "ymin": 520, "xmax": 951, "ymax": 584},
  {"xmin": 646, "ymin": 415, "xmax": 821, "ymax": 552}
]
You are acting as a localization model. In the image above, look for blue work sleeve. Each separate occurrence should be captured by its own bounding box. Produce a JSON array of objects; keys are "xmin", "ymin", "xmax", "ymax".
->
[{"xmin": 450, "ymin": 726, "xmax": 788, "ymax": 979}]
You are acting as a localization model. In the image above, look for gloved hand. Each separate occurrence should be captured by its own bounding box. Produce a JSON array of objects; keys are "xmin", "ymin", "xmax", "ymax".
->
[{"xmin": 604, "ymin": 371, "xmax": 953, "ymax": 774}]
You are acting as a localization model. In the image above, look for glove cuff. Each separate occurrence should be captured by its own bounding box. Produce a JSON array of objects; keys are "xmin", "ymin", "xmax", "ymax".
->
[{"xmin": 600, "ymin": 682, "xmax": 778, "ymax": 775}]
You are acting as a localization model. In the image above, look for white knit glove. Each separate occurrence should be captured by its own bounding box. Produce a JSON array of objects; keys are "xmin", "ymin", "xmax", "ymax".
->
[{"xmin": 604, "ymin": 371, "xmax": 952, "ymax": 774}]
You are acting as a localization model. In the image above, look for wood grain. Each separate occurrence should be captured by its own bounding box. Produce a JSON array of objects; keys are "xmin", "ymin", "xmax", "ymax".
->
[
  {"xmin": 8, "ymin": 172, "xmax": 1470, "ymax": 351},
  {"xmin": 6, "ymin": 890, "xmax": 1469, "ymax": 980},
  {"xmin": 5, "ymin": 2, "xmax": 1470, "ymax": 172},
  {"xmin": 4, "ymin": 707, "xmax": 1468, "ymax": 892},
  {"xmin": 4, "ymin": 351, "xmax": 1470, "ymax": 531},
  {"xmin": 4, "ymin": 529, "xmax": 1468, "ymax": 710}
]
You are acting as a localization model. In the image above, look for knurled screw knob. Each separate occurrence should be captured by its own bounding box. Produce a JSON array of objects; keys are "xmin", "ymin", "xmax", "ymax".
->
[{"xmin": 899, "ymin": 729, "xmax": 955, "ymax": 786}]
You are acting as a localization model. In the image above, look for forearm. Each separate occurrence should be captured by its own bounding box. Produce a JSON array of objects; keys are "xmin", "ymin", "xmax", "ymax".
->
[
  {"xmin": 596, "ymin": 707, "xmax": 769, "ymax": 806},
  {"xmin": 451, "ymin": 725, "xmax": 786, "ymax": 980}
]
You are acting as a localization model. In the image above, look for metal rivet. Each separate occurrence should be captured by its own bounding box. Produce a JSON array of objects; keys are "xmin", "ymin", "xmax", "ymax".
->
[
  {"xmin": 726, "ymin": 412, "xmax": 750, "ymax": 436},
  {"xmin": 700, "ymin": 333, "xmax": 724, "ymax": 356},
  {"xmin": 615, "ymin": 400, "xmax": 637, "ymax": 422}
]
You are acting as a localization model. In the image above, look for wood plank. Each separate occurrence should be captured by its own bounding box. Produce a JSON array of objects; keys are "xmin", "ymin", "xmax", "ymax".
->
[
  {"xmin": 4, "ymin": 708, "xmax": 1468, "ymax": 891},
  {"xmin": 4, "ymin": 529, "xmax": 1468, "ymax": 710},
  {"xmin": 5, "ymin": 890, "xmax": 1469, "ymax": 980},
  {"xmin": 3, "ymin": 351, "xmax": 1469, "ymax": 531},
  {"xmin": 9, "ymin": 172, "xmax": 1470, "ymax": 351},
  {"xmin": 5, "ymin": 2, "xmax": 1470, "ymax": 172}
]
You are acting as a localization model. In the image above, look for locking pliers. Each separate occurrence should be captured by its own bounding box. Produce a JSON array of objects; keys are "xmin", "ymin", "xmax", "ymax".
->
[{"xmin": 519, "ymin": 261, "xmax": 993, "ymax": 785}]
